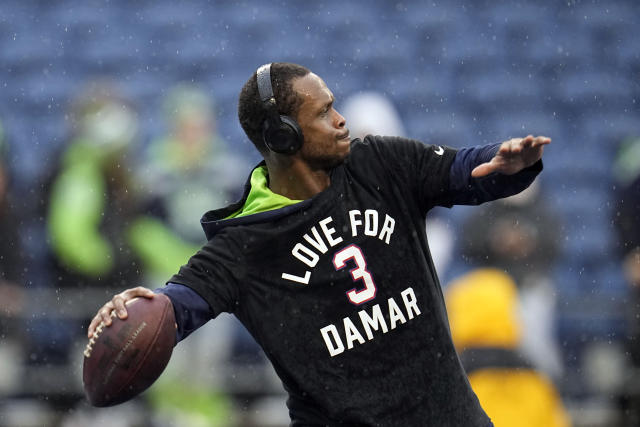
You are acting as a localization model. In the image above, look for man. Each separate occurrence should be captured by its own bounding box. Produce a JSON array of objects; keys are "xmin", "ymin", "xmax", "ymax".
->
[{"xmin": 88, "ymin": 62, "xmax": 550, "ymax": 426}]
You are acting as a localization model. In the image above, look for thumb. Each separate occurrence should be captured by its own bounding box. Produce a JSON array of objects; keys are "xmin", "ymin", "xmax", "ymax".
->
[{"xmin": 471, "ymin": 162, "xmax": 495, "ymax": 178}]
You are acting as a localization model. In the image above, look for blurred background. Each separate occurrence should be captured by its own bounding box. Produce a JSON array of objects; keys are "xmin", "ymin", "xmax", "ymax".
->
[{"xmin": 0, "ymin": 0, "xmax": 639, "ymax": 426}]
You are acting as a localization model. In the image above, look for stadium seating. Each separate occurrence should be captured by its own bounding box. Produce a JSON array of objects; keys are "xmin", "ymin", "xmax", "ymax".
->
[{"xmin": 0, "ymin": 0, "xmax": 639, "ymax": 423}]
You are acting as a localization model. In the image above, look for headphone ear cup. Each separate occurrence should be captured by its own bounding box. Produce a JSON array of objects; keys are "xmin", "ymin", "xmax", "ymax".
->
[
  {"xmin": 263, "ymin": 115, "xmax": 304, "ymax": 155},
  {"xmin": 279, "ymin": 115, "xmax": 303, "ymax": 152}
]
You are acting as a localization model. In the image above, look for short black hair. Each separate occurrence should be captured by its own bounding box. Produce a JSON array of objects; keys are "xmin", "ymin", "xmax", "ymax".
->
[{"xmin": 238, "ymin": 62, "xmax": 310, "ymax": 153}]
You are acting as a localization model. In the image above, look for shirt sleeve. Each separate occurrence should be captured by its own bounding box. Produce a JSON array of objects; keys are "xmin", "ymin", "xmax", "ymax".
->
[
  {"xmin": 447, "ymin": 143, "xmax": 543, "ymax": 206},
  {"xmin": 167, "ymin": 233, "xmax": 242, "ymax": 319},
  {"xmin": 358, "ymin": 136, "xmax": 458, "ymax": 212},
  {"xmin": 360, "ymin": 137, "xmax": 542, "ymax": 211},
  {"xmin": 155, "ymin": 282, "xmax": 213, "ymax": 344}
]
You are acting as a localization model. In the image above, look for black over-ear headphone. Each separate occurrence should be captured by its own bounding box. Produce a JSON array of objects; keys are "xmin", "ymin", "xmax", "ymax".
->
[{"xmin": 256, "ymin": 63, "xmax": 304, "ymax": 154}]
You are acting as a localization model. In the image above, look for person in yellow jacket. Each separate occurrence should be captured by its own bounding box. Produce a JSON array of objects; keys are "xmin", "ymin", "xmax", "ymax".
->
[{"xmin": 445, "ymin": 268, "xmax": 572, "ymax": 427}]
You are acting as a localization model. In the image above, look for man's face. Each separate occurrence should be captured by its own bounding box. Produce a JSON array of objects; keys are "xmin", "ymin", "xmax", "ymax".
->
[{"xmin": 292, "ymin": 73, "xmax": 350, "ymax": 169}]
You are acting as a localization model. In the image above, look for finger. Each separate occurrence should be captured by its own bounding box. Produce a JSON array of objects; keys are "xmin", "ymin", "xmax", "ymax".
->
[
  {"xmin": 499, "ymin": 139, "xmax": 522, "ymax": 156},
  {"xmin": 114, "ymin": 287, "xmax": 155, "ymax": 319},
  {"xmin": 521, "ymin": 135, "xmax": 534, "ymax": 149},
  {"xmin": 88, "ymin": 315, "xmax": 102, "ymax": 338},
  {"xmin": 510, "ymin": 139, "xmax": 524, "ymax": 154},
  {"xmin": 531, "ymin": 136, "xmax": 551, "ymax": 147},
  {"xmin": 88, "ymin": 302, "xmax": 113, "ymax": 337},
  {"xmin": 112, "ymin": 294, "xmax": 128, "ymax": 319},
  {"xmin": 471, "ymin": 162, "xmax": 497, "ymax": 178},
  {"xmin": 100, "ymin": 302, "xmax": 116, "ymax": 326},
  {"xmin": 516, "ymin": 135, "xmax": 536, "ymax": 152},
  {"xmin": 130, "ymin": 286, "xmax": 155, "ymax": 299},
  {"xmin": 121, "ymin": 286, "xmax": 155, "ymax": 301},
  {"xmin": 497, "ymin": 140, "xmax": 513, "ymax": 155}
]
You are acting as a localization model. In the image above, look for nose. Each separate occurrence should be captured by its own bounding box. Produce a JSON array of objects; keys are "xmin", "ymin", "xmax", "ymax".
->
[{"xmin": 334, "ymin": 110, "xmax": 346, "ymax": 128}]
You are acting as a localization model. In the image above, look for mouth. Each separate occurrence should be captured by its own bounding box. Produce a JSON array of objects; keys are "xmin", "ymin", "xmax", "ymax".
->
[{"xmin": 337, "ymin": 131, "xmax": 350, "ymax": 141}]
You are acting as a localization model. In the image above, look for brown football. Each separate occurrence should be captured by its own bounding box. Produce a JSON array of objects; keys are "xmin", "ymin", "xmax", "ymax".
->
[{"xmin": 83, "ymin": 293, "xmax": 176, "ymax": 407}]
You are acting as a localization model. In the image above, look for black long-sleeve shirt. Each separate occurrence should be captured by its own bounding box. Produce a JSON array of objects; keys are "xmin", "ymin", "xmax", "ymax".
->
[{"xmin": 158, "ymin": 136, "xmax": 541, "ymax": 426}]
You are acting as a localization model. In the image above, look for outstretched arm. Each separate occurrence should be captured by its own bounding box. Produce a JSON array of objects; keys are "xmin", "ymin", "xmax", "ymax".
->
[
  {"xmin": 471, "ymin": 135, "xmax": 551, "ymax": 177},
  {"xmin": 444, "ymin": 135, "xmax": 551, "ymax": 207}
]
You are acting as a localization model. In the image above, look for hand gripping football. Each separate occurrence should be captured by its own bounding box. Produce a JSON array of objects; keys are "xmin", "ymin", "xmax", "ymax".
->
[{"xmin": 83, "ymin": 293, "xmax": 176, "ymax": 407}]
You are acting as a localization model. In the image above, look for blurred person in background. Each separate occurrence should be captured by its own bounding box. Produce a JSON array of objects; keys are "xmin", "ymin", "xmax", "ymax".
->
[
  {"xmin": 341, "ymin": 91, "xmax": 407, "ymax": 141},
  {"xmin": 47, "ymin": 79, "xmax": 143, "ymax": 290},
  {"xmin": 342, "ymin": 90, "xmax": 454, "ymax": 276},
  {"xmin": 613, "ymin": 136, "xmax": 640, "ymax": 425},
  {"xmin": 0, "ymin": 121, "xmax": 25, "ymax": 322},
  {"xmin": 135, "ymin": 83, "xmax": 248, "ymax": 282},
  {"xmin": 135, "ymin": 83, "xmax": 246, "ymax": 426},
  {"xmin": 0, "ymin": 121, "xmax": 27, "ymax": 397},
  {"xmin": 445, "ymin": 268, "xmax": 571, "ymax": 427},
  {"xmin": 613, "ymin": 135, "xmax": 640, "ymax": 319},
  {"xmin": 41, "ymin": 79, "xmax": 146, "ymax": 366},
  {"xmin": 459, "ymin": 179, "xmax": 564, "ymax": 379}
]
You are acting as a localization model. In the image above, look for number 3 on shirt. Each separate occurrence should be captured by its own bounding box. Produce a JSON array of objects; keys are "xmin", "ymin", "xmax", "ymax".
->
[{"xmin": 333, "ymin": 244, "xmax": 377, "ymax": 305}]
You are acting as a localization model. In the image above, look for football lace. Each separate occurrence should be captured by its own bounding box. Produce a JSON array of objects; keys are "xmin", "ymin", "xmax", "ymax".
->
[{"xmin": 84, "ymin": 311, "xmax": 117, "ymax": 358}]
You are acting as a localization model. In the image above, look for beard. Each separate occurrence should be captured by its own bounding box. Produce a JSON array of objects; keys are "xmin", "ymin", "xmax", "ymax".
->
[{"xmin": 300, "ymin": 139, "xmax": 351, "ymax": 171}]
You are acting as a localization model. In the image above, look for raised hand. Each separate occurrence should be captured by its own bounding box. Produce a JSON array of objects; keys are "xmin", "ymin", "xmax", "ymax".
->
[{"xmin": 471, "ymin": 135, "xmax": 551, "ymax": 178}]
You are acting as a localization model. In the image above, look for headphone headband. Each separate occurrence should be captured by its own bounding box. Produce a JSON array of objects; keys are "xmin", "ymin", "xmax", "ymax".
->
[
  {"xmin": 256, "ymin": 63, "xmax": 274, "ymax": 104},
  {"xmin": 256, "ymin": 63, "xmax": 280, "ymax": 125}
]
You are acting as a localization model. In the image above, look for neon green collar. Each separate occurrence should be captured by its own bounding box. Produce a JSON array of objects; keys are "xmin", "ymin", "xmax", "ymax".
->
[{"xmin": 226, "ymin": 166, "xmax": 302, "ymax": 218}]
